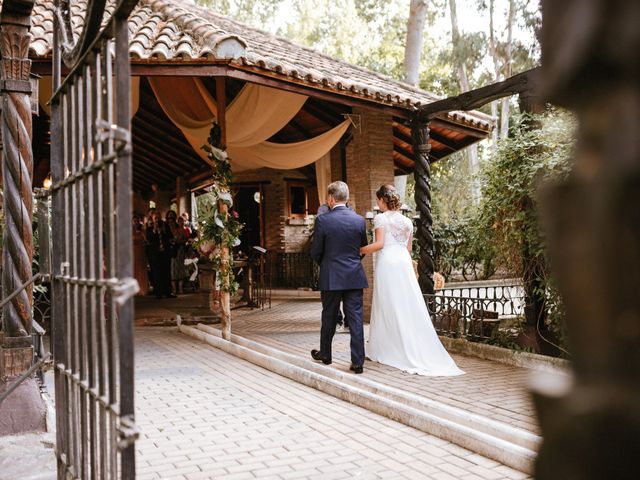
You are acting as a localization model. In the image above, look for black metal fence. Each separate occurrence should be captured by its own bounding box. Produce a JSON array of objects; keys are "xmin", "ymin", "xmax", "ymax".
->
[
  {"xmin": 426, "ymin": 282, "xmax": 525, "ymax": 340},
  {"xmin": 49, "ymin": 2, "xmax": 139, "ymax": 478},
  {"xmin": 272, "ymin": 252, "xmax": 319, "ymax": 290}
]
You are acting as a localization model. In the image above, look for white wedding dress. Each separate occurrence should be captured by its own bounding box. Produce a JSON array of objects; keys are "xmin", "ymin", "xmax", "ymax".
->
[{"xmin": 367, "ymin": 211, "xmax": 464, "ymax": 376}]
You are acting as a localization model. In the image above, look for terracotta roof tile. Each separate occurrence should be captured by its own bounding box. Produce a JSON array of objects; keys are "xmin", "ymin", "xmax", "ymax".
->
[{"xmin": 21, "ymin": 0, "xmax": 493, "ymax": 130}]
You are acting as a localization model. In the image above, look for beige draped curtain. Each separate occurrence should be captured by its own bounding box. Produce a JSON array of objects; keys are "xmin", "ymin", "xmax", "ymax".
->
[
  {"xmin": 148, "ymin": 77, "xmax": 350, "ymax": 173},
  {"xmin": 38, "ymin": 76, "xmax": 140, "ymax": 119},
  {"xmin": 315, "ymin": 152, "xmax": 332, "ymax": 202}
]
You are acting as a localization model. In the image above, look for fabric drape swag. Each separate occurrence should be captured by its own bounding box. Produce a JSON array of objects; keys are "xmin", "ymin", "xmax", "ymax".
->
[
  {"xmin": 148, "ymin": 76, "xmax": 349, "ymax": 172},
  {"xmin": 314, "ymin": 152, "xmax": 332, "ymax": 204}
]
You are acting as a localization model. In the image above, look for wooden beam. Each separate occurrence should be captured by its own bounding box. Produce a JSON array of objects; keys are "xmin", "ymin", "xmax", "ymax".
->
[
  {"xmin": 132, "ymin": 135, "xmax": 199, "ymax": 173},
  {"xmin": 30, "ymin": 60, "xmax": 231, "ymax": 77},
  {"xmin": 288, "ymin": 119, "xmax": 313, "ymax": 139},
  {"xmin": 393, "ymin": 144, "xmax": 415, "ymax": 162},
  {"xmin": 416, "ymin": 67, "xmax": 542, "ymax": 121},
  {"xmin": 133, "ymin": 143, "xmax": 192, "ymax": 178},
  {"xmin": 132, "ymin": 119, "xmax": 204, "ymax": 170},
  {"xmin": 393, "ymin": 150, "xmax": 414, "ymax": 167},
  {"xmin": 134, "ymin": 112, "xmax": 205, "ymax": 157},
  {"xmin": 132, "ymin": 154, "xmax": 179, "ymax": 184},
  {"xmin": 303, "ymin": 98, "xmax": 344, "ymax": 126},
  {"xmin": 392, "ymin": 160, "xmax": 412, "ymax": 175},
  {"xmin": 429, "ymin": 118, "xmax": 488, "ymax": 139},
  {"xmin": 216, "ymin": 77, "xmax": 227, "ymax": 148},
  {"xmin": 395, "ymin": 119, "xmax": 477, "ymax": 152}
]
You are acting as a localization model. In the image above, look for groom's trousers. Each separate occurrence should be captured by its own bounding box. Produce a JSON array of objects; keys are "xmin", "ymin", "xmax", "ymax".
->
[{"xmin": 320, "ymin": 289, "xmax": 365, "ymax": 366}]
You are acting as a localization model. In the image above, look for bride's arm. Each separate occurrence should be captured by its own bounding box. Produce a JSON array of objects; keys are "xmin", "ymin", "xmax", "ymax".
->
[
  {"xmin": 360, "ymin": 227, "xmax": 385, "ymax": 255},
  {"xmin": 407, "ymin": 232, "xmax": 413, "ymax": 254}
]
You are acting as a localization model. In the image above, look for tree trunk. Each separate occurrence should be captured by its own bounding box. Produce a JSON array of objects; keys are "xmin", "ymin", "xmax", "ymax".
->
[
  {"xmin": 488, "ymin": 0, "xmax": 501, "ymax": 149},
  {"xmin": 448, "ymin": 0, "xmax": 469, "ymax": 92},
  {"xmin": 403, "ymin": 0, "xmax": 428, "ymax": 86},
  {"xmin": 449, "ymin": 0, "xmax": 479, "ymax": 201},
  {"xmin": 500, "ymin": 0, "xmax": 516, "ymax": 138}
]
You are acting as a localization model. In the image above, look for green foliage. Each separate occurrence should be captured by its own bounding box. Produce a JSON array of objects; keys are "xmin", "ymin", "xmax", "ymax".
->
[
  {"xmin": 478, "ymin": 110, "xmax": 575, "ymax": 274},
  {"xmin": 196, "ymin": 123, "xmax": 244, "ymax": 295},
  {"xmin": 477, "ymin": 109, "xmax": 576, "ymax": 346},
  {"xmin": 432, "ymin": 213, "xmax": 497, "ymax": 280},
  {"xmin": 483, "ymin": 322, "xmax": 534, "ymax": 353}
]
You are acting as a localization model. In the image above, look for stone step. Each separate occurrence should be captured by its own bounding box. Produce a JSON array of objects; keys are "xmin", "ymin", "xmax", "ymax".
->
[{"xmin": 180, "ymin": 323, "xmax": 539, "ymax": 474}]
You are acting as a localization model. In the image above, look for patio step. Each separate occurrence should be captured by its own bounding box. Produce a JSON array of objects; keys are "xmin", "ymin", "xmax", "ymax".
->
[{"xmin": 180, "ymin": 323, "xmax": 539, "ymax": 474}]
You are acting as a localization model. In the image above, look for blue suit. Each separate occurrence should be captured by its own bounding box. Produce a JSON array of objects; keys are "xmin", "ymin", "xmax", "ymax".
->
[{"xmin": 310, "ymin": 205, "xmax": 368, "ymax": 366}]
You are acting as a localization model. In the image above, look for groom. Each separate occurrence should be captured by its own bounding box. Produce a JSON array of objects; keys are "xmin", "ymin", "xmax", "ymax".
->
[{"xmin": 310, "ymin": 181, "xmax": 369, "ymax": 374}]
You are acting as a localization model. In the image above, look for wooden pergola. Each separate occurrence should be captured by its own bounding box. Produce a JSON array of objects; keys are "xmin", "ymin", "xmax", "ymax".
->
[{"xmin": 26, "ymin": 0, "xmax": 493, "ymax": 197}]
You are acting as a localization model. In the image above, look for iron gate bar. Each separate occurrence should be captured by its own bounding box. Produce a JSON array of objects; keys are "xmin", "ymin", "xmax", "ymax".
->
[{"xmin": 50, "ymin": 1, "xmax": 139, "ymax": 478}]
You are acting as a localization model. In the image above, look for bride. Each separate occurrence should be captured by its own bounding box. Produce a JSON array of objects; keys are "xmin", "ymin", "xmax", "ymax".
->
[{"xmin": 361, "ymin": 185, "xmax": 464, "ymax": 376}]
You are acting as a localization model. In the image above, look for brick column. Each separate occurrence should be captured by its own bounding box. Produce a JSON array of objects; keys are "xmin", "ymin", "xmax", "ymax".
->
[{"xmin": 346, "ymin": 107, "xmax": 395, "ymax": 320}]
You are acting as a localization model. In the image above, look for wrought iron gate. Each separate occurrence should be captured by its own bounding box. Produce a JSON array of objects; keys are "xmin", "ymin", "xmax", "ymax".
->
[{"xmin": 50, "ymin": 1, "xmax": 139, "ymax": 478}]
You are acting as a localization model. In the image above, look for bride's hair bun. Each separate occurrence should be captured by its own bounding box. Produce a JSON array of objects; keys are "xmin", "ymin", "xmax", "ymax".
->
[{"xmin": 375, "ymin": 184, "xmax": 401, "ymax": 210}]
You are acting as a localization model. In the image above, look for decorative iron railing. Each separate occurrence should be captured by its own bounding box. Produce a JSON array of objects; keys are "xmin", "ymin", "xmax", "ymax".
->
[
  {"xmin": 272, "ymin": 252, "xmax": 319, "ymax": 290},
  {"xmin": 425, "ymin": 281, "xmax": 525, "ymax": 340}
]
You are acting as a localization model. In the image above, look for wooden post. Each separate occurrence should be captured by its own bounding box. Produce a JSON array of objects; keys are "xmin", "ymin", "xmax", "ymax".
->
[
  {"xmin": 215, "ymin": 77, "xmax": 231, "ymax": 339},
  {"xmin": 0, "ymin": 0, "xmax": 36, "ymax": 377},
  {"xmin": 532, "ymin": 1, "xmax": 640, "ymax": 478},
  {"xmin": 410, "ymin": 119, "xmax": 435, "ymax": 294},
  {"xmin": 176, "ymin": 175, "xmax": 187, "ymax": 215}
]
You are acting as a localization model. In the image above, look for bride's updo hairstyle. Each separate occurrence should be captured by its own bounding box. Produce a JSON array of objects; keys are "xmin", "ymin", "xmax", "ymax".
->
[{"xmin": 376, "ymin": 184, "xmax": 401, "ymax": 210}]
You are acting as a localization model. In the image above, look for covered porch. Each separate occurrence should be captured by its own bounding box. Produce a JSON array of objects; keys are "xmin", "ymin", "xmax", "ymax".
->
[{"xmin": 29, "ymin": 0, "xmax": 492, "ymax": 316}]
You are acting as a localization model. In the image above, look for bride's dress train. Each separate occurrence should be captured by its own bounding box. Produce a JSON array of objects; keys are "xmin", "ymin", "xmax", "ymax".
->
[{"xmin": 366, "ymin": 211, "xmax": 463, "ymax": 376}]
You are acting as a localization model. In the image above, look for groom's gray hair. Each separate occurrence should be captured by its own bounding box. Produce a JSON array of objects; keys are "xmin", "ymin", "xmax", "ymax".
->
[{"xmin": 327, "ymin": 181, "xmax": 349, "ymax": 202}]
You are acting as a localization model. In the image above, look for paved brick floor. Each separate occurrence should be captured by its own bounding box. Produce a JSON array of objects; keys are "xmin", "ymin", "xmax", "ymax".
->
[
  {"xmin": 209, "ymin": 299, "xmax": 540, "ymax": 434},
  {"xmin": 135, "ymin": 328, "xmax": 530, "ymax": 480}
]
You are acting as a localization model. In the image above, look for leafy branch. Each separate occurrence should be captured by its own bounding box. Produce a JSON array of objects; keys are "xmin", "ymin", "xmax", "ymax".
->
[{"xmin": 197, "ymin": 123, "xmax": 243, "ymax": 294}]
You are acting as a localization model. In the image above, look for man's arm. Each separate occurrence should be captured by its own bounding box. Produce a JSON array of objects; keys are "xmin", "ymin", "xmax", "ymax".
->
[
  {"xmin": 360, "ymin": 217, "xmax": 368, "ymax": 248},
  {"xmin": 310, "ymin": 216, "xmax": 325, "ymax": 264},
  {"xmin": 359, "ymin": 217, "xmax": 368, "ymax": 258}
]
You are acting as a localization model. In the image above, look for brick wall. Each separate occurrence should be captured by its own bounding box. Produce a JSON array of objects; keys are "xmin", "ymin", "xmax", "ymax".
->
[
  {"xmin": 284, "ymin": 218, "xmax": 314, "ymax": 253},
  {"xmin": 345, "ymin": 106, "xmax": 395, "ymax": 320},
  {"xmin": 330, "ymin": 144, "xmax": 343, "ymax": 183},
  {"xmin": 233, "ymin": 168, "xmax": 310, "ymax": 254}
]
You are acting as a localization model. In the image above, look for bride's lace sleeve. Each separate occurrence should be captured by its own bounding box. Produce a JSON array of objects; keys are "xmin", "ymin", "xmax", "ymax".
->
[{"xmin": 373, "ymin": 213, "xmax": 386, "ymax": 230}]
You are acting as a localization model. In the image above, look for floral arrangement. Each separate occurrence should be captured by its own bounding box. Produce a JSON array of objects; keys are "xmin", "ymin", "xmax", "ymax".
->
[{"xmin": 197, "ymin": 123, "xmax": 243, "ymax": 295}]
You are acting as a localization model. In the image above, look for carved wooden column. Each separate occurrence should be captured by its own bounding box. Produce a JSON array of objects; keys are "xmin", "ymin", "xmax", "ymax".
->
[
  {"xmin": 0, "ymin": 0, "xmax": 36, "ymax": 377},
  {"xmin": 410, "ymin": 119, "xmax": 435, "ymax": 294},
  {"xmin": 532, "ymin": 1, "xmax": 640, "ymax": 478}
]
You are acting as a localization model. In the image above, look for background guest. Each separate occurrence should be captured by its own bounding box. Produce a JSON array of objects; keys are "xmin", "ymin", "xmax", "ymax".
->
[
  {"xmin": 132, "ymin": 214, "xmax": 149, "ymax": 296},
  {"xmin": 146, "ymin": 210, "xmax": 174, "ymax": 298}
]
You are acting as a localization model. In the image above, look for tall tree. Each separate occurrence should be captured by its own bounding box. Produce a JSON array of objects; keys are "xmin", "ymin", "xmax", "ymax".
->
[
  {"xmin": 488, "ymin": 0, "xmax": 500, "ymax": 149},
  {"xmin": 500, "ymin": 0, "xmax": 516, "ymax": 138},
  {"xmin": 403, "ymin": 0, "xmax": 429, "ymax": 86},
  {"xmin": 448, "ymin": 0, "xmax": 480, "ymax": 201},
  {"xmin": 448, "ymin": 0, "xmax": 470, "ymax": 91}
]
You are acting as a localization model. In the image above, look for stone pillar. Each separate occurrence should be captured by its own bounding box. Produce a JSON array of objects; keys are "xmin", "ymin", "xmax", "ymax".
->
[
  {"xmin": 0, "ymin": 0, "xmax": 36, "ymax": 378},
  {"xmin": 345, "ymin": 107, "xmax": 395, "ymax": 319}
]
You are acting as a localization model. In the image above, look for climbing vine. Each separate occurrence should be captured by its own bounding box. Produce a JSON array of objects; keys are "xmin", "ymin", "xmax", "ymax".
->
[{"xmin": 197, "ymin": 123, "xmax": 243, "ymax": 294}]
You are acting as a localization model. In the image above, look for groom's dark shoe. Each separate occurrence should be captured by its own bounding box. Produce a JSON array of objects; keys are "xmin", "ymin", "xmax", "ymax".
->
[
  {"xmin": 350, "ymin": 364, "xmax": 364, "ymax": 374},
  {"xmin": 311, "ymin": 349, "xmax": 332, "ymax": 365}
]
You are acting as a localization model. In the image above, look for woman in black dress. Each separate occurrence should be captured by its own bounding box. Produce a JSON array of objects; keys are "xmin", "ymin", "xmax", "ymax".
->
[{"xmin": 146, "ymin": 210, "xmax": 175, "ymax": 298}]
